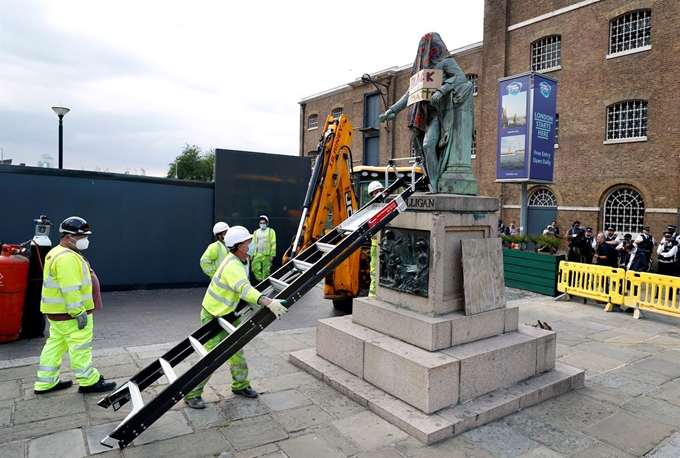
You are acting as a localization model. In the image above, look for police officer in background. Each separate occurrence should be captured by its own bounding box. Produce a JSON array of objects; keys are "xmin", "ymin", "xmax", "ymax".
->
[
  {"xmin": 34, "ymin": 217, "xmax": 116, "ymax": 394},
  {"xmin": 199, "ymin": 221, "xmax": 229, "ymax": 278},
  {"xmin": 634, "ymin": 227, "xmax": 655, "ymax": 271},
  {"xmin": 656, "ymin": 232, "xmax": 677, "ymax": 276},
  {"xmin": 584, "ymin": 227, "xmax": 596, "ymax": 263},
  {"xmin": 605, "ymin": 226, "xmax": 620, "ymax": 246}
]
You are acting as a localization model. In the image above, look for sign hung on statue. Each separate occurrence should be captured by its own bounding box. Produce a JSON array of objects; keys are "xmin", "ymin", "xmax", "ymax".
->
[
  {"xmin": 496, "ymin": 72, "xmax": 558, "ymax": 183},
  {"xmin": 407, "ymin": 69, "xmax": 443, "ymax": 106}
]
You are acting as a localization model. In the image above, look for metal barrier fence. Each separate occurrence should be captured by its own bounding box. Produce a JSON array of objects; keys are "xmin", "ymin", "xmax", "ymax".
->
[
  {"xmin": 557, "ymin": 262, "xmax": 625, "ymax": 312},
  {"xmin": 558, "ymin": 261, "xmax": 680, "ymax": 320}
]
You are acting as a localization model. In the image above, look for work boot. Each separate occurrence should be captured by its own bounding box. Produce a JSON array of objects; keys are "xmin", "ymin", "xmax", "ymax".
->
[
  {"xmin": 232, "ymin": 386, "xmax": 258, "ymax": 398},
  {"xmin": 78, "ymin": 376, "xmax": 117, "ymax": 394},
  {"xmin": 185, "ymin": 397, "xmax": 206, "ymax": 409},
  {"xmin": 34, "ymin": 380, "xmax": 73, "ymax": 394}
]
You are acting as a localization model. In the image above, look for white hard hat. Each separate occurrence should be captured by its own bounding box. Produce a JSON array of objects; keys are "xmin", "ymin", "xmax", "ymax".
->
[
  {"xmin": 212, "ymin": 221, "xmax": 230, "ymax": 235},
  {"xmin": 368, "ymin": 181, "xmax": 385, "ymax": 195},
  {"xmin": 224, "ymin": 226, "xmax": 252, "ymax": 248},
  {"xmin": 259, "ymin": 215, "xmax": 269, "ymax": 224}
]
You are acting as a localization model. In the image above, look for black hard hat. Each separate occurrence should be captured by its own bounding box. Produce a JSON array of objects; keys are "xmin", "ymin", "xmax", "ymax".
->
[{"xmin": 59, "ymin": 216, "xmax": 92, "ymax": 235}]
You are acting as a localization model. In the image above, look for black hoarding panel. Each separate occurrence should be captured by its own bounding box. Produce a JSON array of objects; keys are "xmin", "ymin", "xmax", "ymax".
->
[
  {"xmin": 0, "ymin": 166, "xmax": 214, "ymax": 290},
  {"xmin": 214, "ymin": 149, "xmax": 311, "ymax": 271}
]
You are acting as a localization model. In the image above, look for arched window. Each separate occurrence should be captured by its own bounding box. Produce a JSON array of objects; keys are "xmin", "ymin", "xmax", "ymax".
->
[
  {"xmin": 603, "ymin": 188, "xmax": 645, "ymax": 233},
  {"xmin": 331, "ymin": 107, "xmax": 343, "ymax": 119},
  {"xmin": 531, "ymin": 35, "xmax": 561, "ymax": 72},
  {"xmin": 529, "ymin": 189, "xmax": 557, "ymax": 206},
  {"xmin": 610, "ymin": 10, "xmax": 651, "ymax": 55}
]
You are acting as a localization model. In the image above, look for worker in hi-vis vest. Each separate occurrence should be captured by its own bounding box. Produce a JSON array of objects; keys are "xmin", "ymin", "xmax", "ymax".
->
[
  {"xmin": 251, "ymin": 215, "xmax": 276, "ymax": 281},
  {"xmin": 200, "ymin": 221, "xmax": 229, "ymax": 278},
  {"xmin": 184, "ymin": 226, "xmax": 288, "ymax": 410},
  {"xmin": 34, "ymin": 216, "xmax": 117, "ymax": 394},
  {"xmin": 367, "ymin": 181, "xmax": 385, "ymax": 297}
]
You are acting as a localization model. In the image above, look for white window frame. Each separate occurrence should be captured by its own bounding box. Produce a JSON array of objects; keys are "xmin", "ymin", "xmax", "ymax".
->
[
  {"xmin": 529, "ymin": 189, "xmax": 557, "ymax": 207},
  {"xmin": 603, "ymin": 188, "xmax": 645, "ymax": 234},
  {"xmin": 470, "ymin": 130, "xmax": 477, "ymax": 158},
  {"xmin": 531, "ymin": 35, "xmax": 562, "ymax": 72},
  {"xmin": 466, "ymin": 74, "xmax": 478, "ymax": 96},
  {"xmin": 331, "ymin": 108, "xmax": 343, "ymax": 119},
  {"xmin": 607, "ymin": 10, "xmax": 651, "ymax": 59},
  {"xmin": 308, "ymin": 114, "xmax": 318, "ymax": 130},
  {"xmin": 554, "ymin": 113, "xmax": 559, "ymax": 149},
  {"xmin": 604, "ymin": 100, "xmax": 648, "ymax": 144}
]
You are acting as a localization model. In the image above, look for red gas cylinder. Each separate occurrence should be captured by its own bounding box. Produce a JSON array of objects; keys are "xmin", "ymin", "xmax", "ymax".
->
[{"xmin": 0, "ymin": 244, "xmax": 30, "ymax": 343}]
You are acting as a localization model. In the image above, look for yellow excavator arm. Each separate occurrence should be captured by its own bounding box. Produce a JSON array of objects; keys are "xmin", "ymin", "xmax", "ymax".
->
[{"xmin": 284, "ymin": 114, "xmax": 361, "ymax": 309}]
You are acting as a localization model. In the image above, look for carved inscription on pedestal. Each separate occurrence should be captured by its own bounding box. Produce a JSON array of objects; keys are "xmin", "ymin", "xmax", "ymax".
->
[{"xmin": 378, "ymin": 227, "xmax": 430, "ymax": 297}]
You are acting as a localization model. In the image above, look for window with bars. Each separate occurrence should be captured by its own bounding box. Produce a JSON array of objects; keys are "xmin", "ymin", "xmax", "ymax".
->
[
  {"xmin": 466, "ymin": 74, "xmax": 478, "ymax": 95},
  {"xmin": 529, "ymin": 189, "xmax": 557, "ymax": 206},
  {"xmin": 308, "ymin": 114, "xmax": 318, "ymax": 130},
  {"xmin": 331, "ymin": 107, "xmax": 343, "ymax": 119},
  {"xmin": 471, "ymin": 130, "xmax": 477, "ymax": 157},
  {"xmin": 531, "ymin": 36, "xmax": 561, "ymax": 72},
  {"xmin": 610, "ymin": 10, "xmax": 651, "ymax": 55},
  {"xmin": 604, "ymin": 188, "xmax": 645, "ymax": 234},
  {"xmin": 606, "ymin": 100, "xmax": 647, "ymax": 141},
  {"xmin": 554, "ymin": 114, "xmax": 560, "ymax": 147}
]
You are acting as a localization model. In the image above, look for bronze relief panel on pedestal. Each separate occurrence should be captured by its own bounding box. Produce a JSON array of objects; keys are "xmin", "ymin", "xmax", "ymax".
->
[{"xmin": 378, "ymin": 227, "xmax": 430, "ymax": 297}]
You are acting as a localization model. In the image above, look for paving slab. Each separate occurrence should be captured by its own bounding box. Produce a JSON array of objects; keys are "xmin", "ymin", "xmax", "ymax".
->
[
  {"xmin": 219, "ymin": 397, "xmax": 272, "ymax": 421},
  {"xmin": 184, "ymin": 403, "xmax": 227, "ymax": 430},
  {"xmin": 259, "ymin": 389, "xmax": 312, "ymax": 412},
  {"xmin": 131, "ymin": 409, "xmax": 193, "ymax": 446},
  {"xmin": 271, "ymin": 404, "xmax": 334, "ymax": 433},
  {"xmin": 28, "ymin": 428, "xmax": 87, "ymax": 458},
  {"xmin": 570, "ymin": 442, "xmax": 635, "ymax": 458},
  {"xmin": 584, "ymin": 410, "xmax": 675, "ymax": 456},
  {"xmin": 527, "ymin": 391, "xmax": 621, "ymax": 432},
  {"xmin": 0, "ymin": 441, "xmax": 26, "ymax": 458},
  {"xmin": 587, "ymin": 372, "xmax": 658, "ymax": 396},
  {"xmin": 559, "ymin": 350, "xmax": 625, "ymax": 372},
  {"xmin": 463, "ymin": 423, "xmax": 539, "ymax": 458},
  {"xmin": 620, "ymin": 395, "xmax": 680, "ymax": 428},
  {"xmin": 298, "ymin": 382, "xmax": 365, "ymax": 419},
  {"xmin": 0, "ymin": 380, "xmax": 20, "ymax": 402},
  {"xmin": 232, "ymin": 443, "xmax": 279, "ymax": 458},
  {"xmin": 332, "ymin": 411, "xmax": 409, "ymax": 450},
  {"xmin": 499, "ymin": 409, "xmax": 596, "ymax": 455},
  {"xmin": 220, "ymin": 415, "xmax": 288, "ymax": 451},
  {"xmin": 609, "ymin": 363, "xmax": 673, "ymax": 386},
  {"xmin": 0, "ymin": 412, "xmax": 88, "ymax": 443},
  {"xmin": 355, "ymin": 448, "xmax": 405, "ymax": 458},
  {"xmin": 313, "ymin": 424, "xmax": 364, "ymax": 457},
  {"xmin": 125, "ymin": 429, "xmax": 230, "ymax": 458},
  {"xmin": 397, "ymin": 435, "xmax": 496, "ymax": 457},
  {"xmin": 650, "ymin": 382, "xmax": 680, "ymax": 407},
  {"xmin": 14, "ymin": 392, "xmax": 86, "ymax": 424},
  {"xmin": 84, "ymin": 421, "xmax": 123, "ymax": 455},
  {"xmin": 277, "ymin": 432, "xmax": 343, "ymax": 458},
  {"xmin": 576, "ymin": 383, "xmax": 632, "ymax": 406}
]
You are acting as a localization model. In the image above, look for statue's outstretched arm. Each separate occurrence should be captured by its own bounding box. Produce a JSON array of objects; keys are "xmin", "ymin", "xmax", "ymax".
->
[{"xmin": 379, "ymin": 91, "xmax": 409, "ymax": 122}]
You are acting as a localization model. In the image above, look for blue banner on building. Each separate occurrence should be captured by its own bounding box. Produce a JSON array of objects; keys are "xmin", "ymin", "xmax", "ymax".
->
[{"xmin": 496, "ymin": 73, "xmax": 558, "ymax": 183}]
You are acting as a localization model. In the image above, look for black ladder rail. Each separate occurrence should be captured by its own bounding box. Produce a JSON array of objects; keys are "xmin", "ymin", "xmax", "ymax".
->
[{"xmin": 98, "ymin": 175, "xmax": 428, "ymax": 449}]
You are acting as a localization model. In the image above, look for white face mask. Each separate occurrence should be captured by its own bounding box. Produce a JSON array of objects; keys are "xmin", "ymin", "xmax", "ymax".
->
[{"xmin": 71, "ymin": 236, "xmax": 89, "ymax": 251}]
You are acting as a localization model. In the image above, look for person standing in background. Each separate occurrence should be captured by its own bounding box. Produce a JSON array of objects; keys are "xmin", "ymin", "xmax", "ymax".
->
[{"xmin": 252, "ymin": 215, "xmax": 276, "ymax": 282}]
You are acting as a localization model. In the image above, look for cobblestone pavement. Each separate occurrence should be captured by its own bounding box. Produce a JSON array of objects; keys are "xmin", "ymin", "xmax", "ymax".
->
[{"xmin": 1, "ymin": 288, "xmax": 679, "ymax": 457}]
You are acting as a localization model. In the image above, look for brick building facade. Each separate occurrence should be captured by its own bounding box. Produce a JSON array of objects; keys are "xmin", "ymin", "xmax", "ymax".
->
[{"xmin": 299, "ymin": 0, "xmax": 679, "ymax": 240}]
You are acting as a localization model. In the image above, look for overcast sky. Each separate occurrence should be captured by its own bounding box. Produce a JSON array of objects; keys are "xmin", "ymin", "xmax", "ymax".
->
[{"xmin": 0, "ymin": 0, "xmax": 484, "ymax": 177}]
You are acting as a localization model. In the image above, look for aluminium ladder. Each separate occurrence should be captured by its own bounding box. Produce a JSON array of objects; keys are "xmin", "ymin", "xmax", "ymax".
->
[{"xmin": 98, "ymin": 173, "xmax": 430, "ymax": 449}]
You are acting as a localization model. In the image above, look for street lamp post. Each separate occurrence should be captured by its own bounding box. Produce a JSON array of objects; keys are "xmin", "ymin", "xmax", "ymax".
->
[{"xmin": 51, "ymin": 106, "xmax": 70, "ymax": 169}]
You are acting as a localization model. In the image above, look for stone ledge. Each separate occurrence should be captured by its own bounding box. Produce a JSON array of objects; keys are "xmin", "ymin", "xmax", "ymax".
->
[
  {"xmin": 289, "ymin": 348, "xmax": 584, "ymax": 445},
  {"xmin": 404, "ymin": 193, "xmax": 498, "ymax": 213},
  {"xmin": 316, "ymin": 316, "xmax": 382, "ymax": 378}
]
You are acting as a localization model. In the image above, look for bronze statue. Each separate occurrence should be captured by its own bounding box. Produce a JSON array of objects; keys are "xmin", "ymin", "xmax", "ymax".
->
[{"xmin": 379, "ymin": 32, "xmax": 477, "ymax": 194}]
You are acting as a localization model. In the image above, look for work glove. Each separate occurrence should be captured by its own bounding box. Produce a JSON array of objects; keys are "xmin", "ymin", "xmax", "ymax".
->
[
  {"xmin": 75, "ymin": 312, "xmax": 88, "ymax": 330},
  {"xmin": 378, "ymin": 109, "xmax": 395, "ymax": 122},
  {"xmin": 268, "ymin": 299, "xmax": 288, "ymax": 320}
]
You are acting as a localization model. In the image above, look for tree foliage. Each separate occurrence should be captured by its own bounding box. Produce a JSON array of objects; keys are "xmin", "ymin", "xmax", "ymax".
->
[{"xmin": 167, "ymin": 144, "xmax": 215, "ymax": 181}]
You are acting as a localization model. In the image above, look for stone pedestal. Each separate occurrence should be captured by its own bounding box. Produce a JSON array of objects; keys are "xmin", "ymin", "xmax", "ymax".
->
[{"xmin": 290, "ymin": 193, "xmax": 584, "ymax": 444}]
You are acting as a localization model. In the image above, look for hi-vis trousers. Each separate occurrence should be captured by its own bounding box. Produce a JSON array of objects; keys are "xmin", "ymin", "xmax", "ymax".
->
[
  {"xmin": 185, "ymin": 308, "xmax": 250, "ymax": 400},
  {"xmin": 34, "ymin": 314, "xmax": 101, "ymax": 391}
]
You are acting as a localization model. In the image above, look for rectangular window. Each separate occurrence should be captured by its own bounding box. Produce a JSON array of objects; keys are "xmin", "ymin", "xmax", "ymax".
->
[
  {"xmin": 531, "ymin": 36, "xmax": 561, "ymax": 72},
  {"xmin": 331, "ymin": 108, "xmax": 343, "ymax": 119},
  {"xmin": 308, "ymin": 114, "xmax": 318, "ymax": 130},
  {"xmin": 610, "ymin": 10, "xmax": 651, "ymax": 55},
  {"xmin": 554, "ymin": 114, "xmax": 559, "ymax": 148},
  {"xmin": 466, "ymin": 74, "xmax": 478, "ymax": 95},
  {"xmin": 606, "ymin": 100, "xmax": 648, "ymax": 141}
]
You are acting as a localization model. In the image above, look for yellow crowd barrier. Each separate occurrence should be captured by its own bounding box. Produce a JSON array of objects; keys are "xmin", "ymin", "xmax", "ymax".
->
[
  {"xmin": 624, "ymin": 271, "xmax": 680, "ymax": 320},
  {"xmin": 557, "ymin": 261, "xmax": 625, "ymax": 311},
  {"xmin": 558, "ymin": 261, "xmax": 680, "ymax": 320}
]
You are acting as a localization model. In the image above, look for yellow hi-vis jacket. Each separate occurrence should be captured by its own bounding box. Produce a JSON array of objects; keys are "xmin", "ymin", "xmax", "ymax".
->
[
  {"xmin": 40, "ymin": 245, "xmax": 94, "ymax": 317},
  {"xmin": 200, "ymin": 241, "xmax": 228, "ymax": 278},
  {"xmin": 202, "ymin": 252, "xmax": 262, "ymax": 317},
  {"xmin": 253, "ymin": 227, "xmax": 276, "ymax": 257}
]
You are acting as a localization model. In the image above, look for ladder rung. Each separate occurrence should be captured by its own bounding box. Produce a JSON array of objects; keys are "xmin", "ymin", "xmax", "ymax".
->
[
  {"xmin": 128, "ymin": 381, "xmax": 144, "ymax": 411},
  {"xmin": 217, "ymin": 317, "xmax": 237, "ymax": 334},
  {"xmin": 269, "ymin": 277, "xmax": 289, "ymax": 292},
  {"xmin": 159, "ymin": 358, "xmax": 177, "ymax": 384},
  {"xmin": 293, "ymin": 259, "xmax": 313, "ymax": 272},
  {"xmin": 188, "ymin": 336, "xmax": 208, "ymax": 357},
  {"xmin": 316, "ymin": 242, "xmax": 336, "ymax": 253}
]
